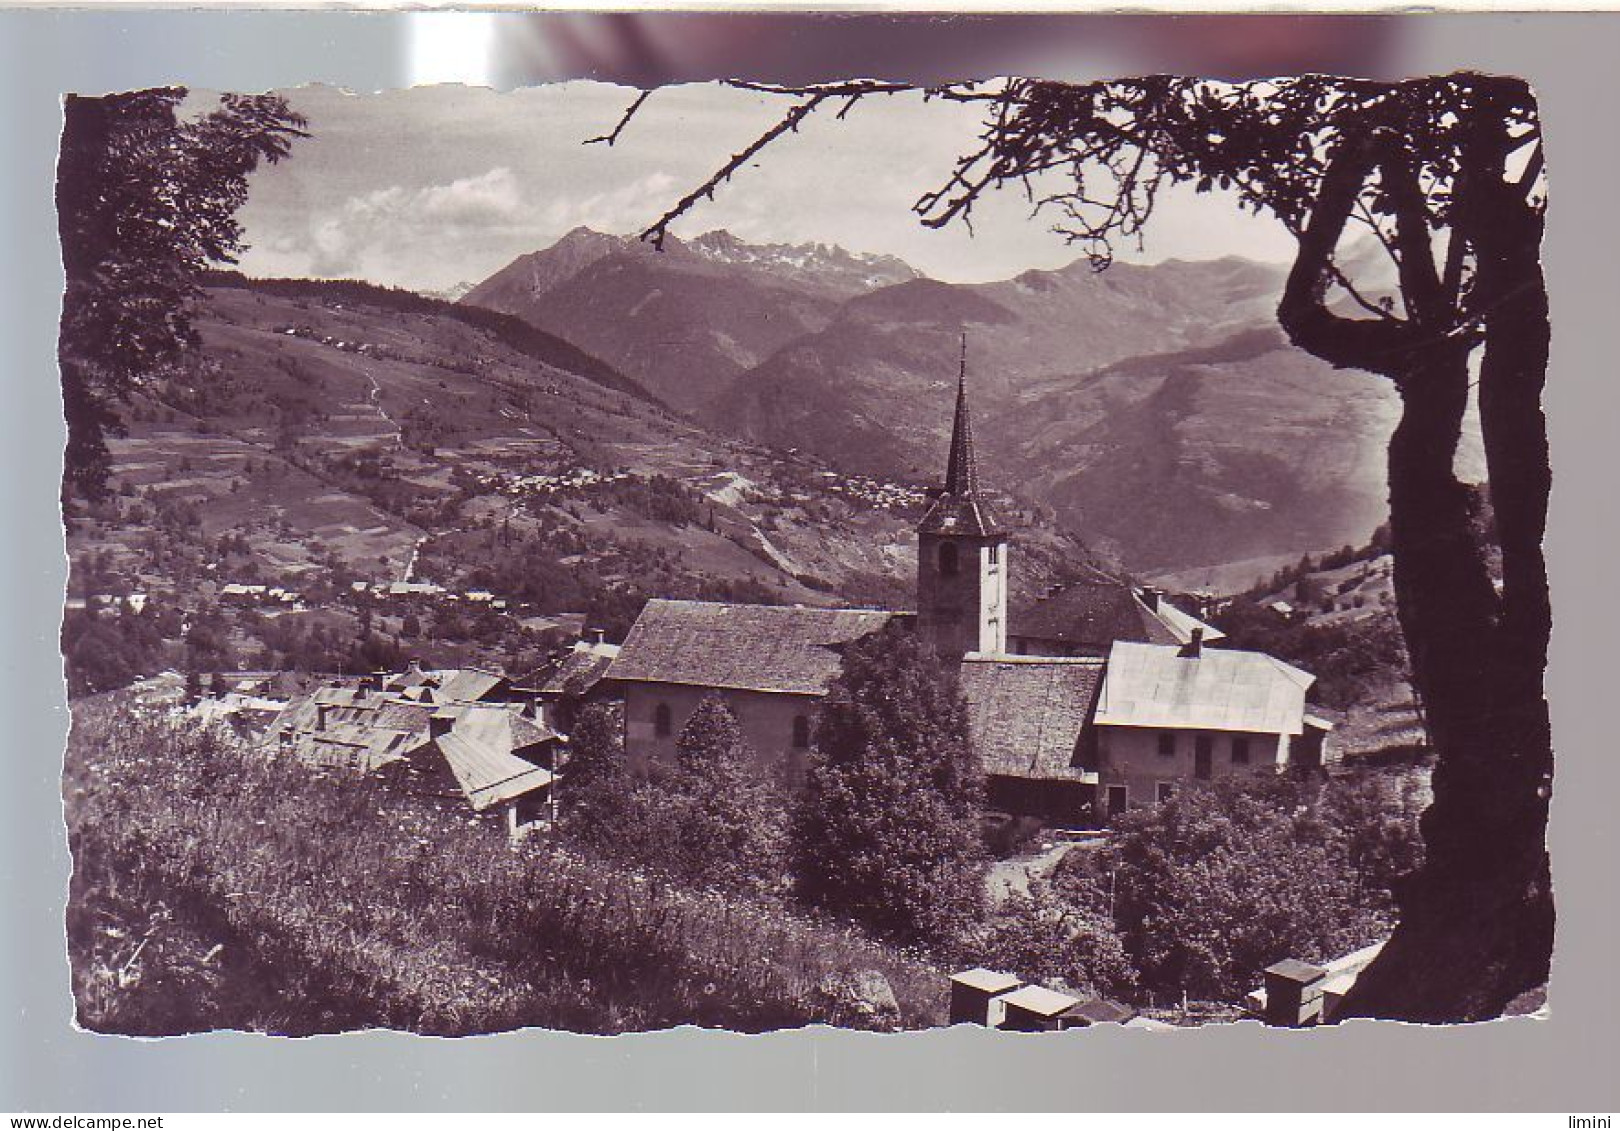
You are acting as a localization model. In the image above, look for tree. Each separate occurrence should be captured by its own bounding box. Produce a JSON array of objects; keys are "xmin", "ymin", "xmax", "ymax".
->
[
  {"xmin": 558, "ymin": 701, "xmax": 634, "ymax": 852},
  {"xmin": 662, "ymin": 694, "xmax": 781, "ymax": 891},
  {"xmin": 627, "ymin": 73, "xmax": 1551, "ymax": 1020},
  {"xmin": 791, "ymin": 623, "xmax": 985, "ymax": 945},
  {"xmin": 56, "ymin": 88, "xmax": 307, "ymax": 499}
]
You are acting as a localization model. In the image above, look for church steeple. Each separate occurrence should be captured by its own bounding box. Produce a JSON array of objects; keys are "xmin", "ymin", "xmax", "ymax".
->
[
  {"xmin": 915, "ymin": 333, "xmax": 1009, "ymax": 660},
  {"xmin": 920, "ymin": 334, "xmax": 1003, "ymax": 538},
  {"xmin": 943, "ymin": 335, "xmax": 982, "ymax": 498}
]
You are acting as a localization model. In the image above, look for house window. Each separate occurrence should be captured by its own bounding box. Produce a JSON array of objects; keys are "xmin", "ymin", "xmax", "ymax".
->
[
  {"xmin": 1232, "ymin": 735, "xmax": 1251, "ymax": 765},
  {"xmin": 939, "ymin": 542, "xmax": 960, "ymax": 576},
  {"xmin": 1157, "ymin": 732, "xmax": 1176, "ymax": 758},
  {"xmin": 792, "ymin": 714, "xmax": 811, "ymax": 750},
  {"xmin": 653, "ymin": 702, "xmax": 672, "ymax": 738},
  {"xmin": 1156, "ymin": 782, "xmax": 1175, "ymax": 804}
]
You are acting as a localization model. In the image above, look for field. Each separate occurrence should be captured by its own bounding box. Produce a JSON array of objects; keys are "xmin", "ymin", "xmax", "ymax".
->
[{"xmin": 64, "ymin": 695, "xmax": 948, "ymax": 1035}]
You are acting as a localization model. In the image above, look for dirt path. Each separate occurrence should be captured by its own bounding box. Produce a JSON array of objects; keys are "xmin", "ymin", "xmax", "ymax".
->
[{"xmin": 986, "ymin": 840, "xmax": 1085, "ymax": 906}]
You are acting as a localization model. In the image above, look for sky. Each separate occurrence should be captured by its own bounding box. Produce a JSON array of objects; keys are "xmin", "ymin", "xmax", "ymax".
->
[{"xmin": 230, "ymin": 82, "xmax": 1299, "ymax": 295}]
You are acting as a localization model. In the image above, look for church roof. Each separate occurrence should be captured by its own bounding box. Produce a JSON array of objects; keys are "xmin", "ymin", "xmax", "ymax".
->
[
  {"xmin": 919, "ymin": 346, "xmax": 1004, "ymax": 538},
  {"xmin": 605, "ymin": 599, "xmax": 897, "ymax": 696},
  {"xmin": 1094, "ymin": 640, "xmax": 1313, "ymax": 736},
  {"xmin": 958, "ymin": 654, "xmax": 1105, "ymax": 781},
  {"xmin": 1009, "ymin": 577, "xmax": 1225, "ymax": 651}
]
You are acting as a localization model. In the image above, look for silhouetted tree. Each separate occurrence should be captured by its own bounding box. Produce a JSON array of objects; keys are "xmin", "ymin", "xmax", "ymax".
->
[{"xmin": 56, "ymin": 88, "xmax": 307, "ymax": 498}]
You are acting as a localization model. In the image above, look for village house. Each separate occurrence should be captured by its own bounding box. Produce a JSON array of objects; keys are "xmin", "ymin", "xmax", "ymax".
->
[
  {"xmin": 523, "ymin": 631, "xmax": 621, "ymax": 732},
  {"xmin": 604, "ymin": 357, "xmax": 1325, "ymax": 824},
  {"xmin": 266, "ymin": 664, "xmax": 561, "ymax": 836}
]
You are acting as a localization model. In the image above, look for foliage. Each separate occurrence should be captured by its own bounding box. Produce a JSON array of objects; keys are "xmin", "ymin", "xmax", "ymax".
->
[
  {"xmin": 557, "ymin": 701, "xmax": 633, "ymax": 853},
  {"xmin": 1052, "ymin": 774, "xmax": 1422, "ymax": 1003},
  {"xmin": 791, "ymin": 623, "xmax": 986, "ymax": 945},
  {"xmin": 57, "ymin": 89, "xmax": 307, "ymax": 498},
  {"xmin": 1213, "ymin": 602, "xmax": 1409, "ymax": 710},
  {"xmin": 65, "ymin": 698, "xmax": 947, "ymax": 1034},
  {"xmin": 659, "ymin": 695, "xmax": 784, "ymax": 891},
  {"xmin": 967, "ymin": 890, "xmax": 1138, "ymax": 1001}
]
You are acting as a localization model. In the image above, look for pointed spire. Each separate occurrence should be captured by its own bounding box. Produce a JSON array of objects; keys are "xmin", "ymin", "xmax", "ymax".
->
[
  {"xmin": 919, "ymin": 332, "xmax": 1003, "ymax": 538},
  {"xmin": 944, "ymin": 332, "xmax": 981, "ymax": 498}
]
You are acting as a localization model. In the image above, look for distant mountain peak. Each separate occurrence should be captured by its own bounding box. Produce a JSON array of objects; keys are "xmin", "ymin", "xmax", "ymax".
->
[{"xmin": 686, "ymin": 229, "xmax": 921, "ymax": 293}]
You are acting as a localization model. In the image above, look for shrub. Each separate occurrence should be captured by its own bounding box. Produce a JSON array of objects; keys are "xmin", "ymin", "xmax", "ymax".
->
[{"xmin": 1054, "ymin": 774, "xmax": 1419, "ymax": 1003}]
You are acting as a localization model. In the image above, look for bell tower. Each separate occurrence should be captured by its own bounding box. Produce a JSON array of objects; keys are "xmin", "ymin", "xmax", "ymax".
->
[{"xmin": 916, "ymin": 336, "xmax": 1008, "ymax": 661}]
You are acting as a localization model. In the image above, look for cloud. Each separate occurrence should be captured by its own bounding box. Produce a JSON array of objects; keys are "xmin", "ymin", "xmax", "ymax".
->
[
  {"xmin": 243, "ymin": 165, "xmax": 693, "ymax": 290},
  {"xmin": 538, "ymin": 171, "xmax": 677, "ymax": 237},
  {"xmin": 277, "ymin": 167, "xmax": 528, "ymax": 281}
]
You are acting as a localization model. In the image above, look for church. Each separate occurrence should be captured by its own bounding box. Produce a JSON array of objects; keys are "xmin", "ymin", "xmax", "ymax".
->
[{"xmin": 603, "ymin": 358, "xmax": 1330, "ymax": 825}]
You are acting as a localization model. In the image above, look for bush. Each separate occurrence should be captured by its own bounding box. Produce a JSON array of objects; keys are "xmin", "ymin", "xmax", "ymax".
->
[
  {"xmin": 1053, "ymin": 774, "xmax": 1419, "ymax": 1003},
  {"xmin": 967, "ymin": 890, "xmax": 1138, "ymax": 1000}
]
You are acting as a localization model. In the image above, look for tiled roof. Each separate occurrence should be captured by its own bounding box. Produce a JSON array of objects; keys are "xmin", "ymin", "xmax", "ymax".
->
[
  {"xmin": 1010, "ymin": 577, "xmax": 1177, "ymax": 650},
  {"xmin": 999, "ymin": 984, "xmax": 1080, "ymax": 1017},
  {"xmin": 606, "ymin": 599, "xmax": 895, "ymax": 695},
  {"xmin": 1009, "ymin": 574, "xmax": 1227, "ymax": 653},
  {"xmin": 958, "ymin": 655, "xmax": 1105, "ymax": 781},
  {"xmin": 1094, "ymin": 641, "xmax": 1314, "ymax": 736},
  {"xmin": 531, "ymin": 643, "xmax": 619, "ymax": 697},
  {"xmin": 1144, "ymin": 594, "xmax": 1228, "ymax": 646}
]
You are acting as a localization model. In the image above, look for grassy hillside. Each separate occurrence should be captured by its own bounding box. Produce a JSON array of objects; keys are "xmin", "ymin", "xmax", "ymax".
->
[
  {"xmin": 63, "ymin": 274, "xmax": 1105, "ymax": 688},
  {"xmin": 66, "ymin": 696, "xmax": 948, "ymax": 1035}
]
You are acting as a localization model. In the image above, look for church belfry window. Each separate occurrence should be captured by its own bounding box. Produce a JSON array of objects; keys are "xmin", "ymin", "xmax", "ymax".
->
[
  {"xmin": 988, "ymin": 544, "xmax": 1000, "ymax": 566},
  {"xmin": 654, "ymin": 702, "xmax": 672, "ymax": 738},
  {"xmin": 939, "ymin": 542, "xmax": 960, "ymax": 576},
  {"xmin": 792, "ymin": 714, "xmax": 811, "ymax": 750}
]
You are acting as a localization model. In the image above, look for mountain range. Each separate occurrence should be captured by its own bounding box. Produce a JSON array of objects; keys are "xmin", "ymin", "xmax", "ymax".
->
[{"xmin": 462, "ymin": 228, "xmax": 1475, "ymax": 573}]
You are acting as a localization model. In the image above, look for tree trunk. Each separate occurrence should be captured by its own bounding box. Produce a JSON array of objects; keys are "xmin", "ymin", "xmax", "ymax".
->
[
  {"xmin": 1278, "ymin": 110, "xmax": 1554, "ymax": 1020},
  {"xmin": 1339, "ymin": 88, "xmax": 1554, "ymax": 1020}
]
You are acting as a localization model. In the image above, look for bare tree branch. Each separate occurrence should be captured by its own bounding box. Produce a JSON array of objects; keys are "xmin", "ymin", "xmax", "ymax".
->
[{"xmin": 585, "ymin": 90, "xmax": 652, "ymax": 148}]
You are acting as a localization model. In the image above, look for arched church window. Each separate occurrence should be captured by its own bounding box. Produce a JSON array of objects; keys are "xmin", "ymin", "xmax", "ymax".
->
[
  {"xmin": 654, "ymin": 702, "xmax": 672, "ymax": 738},
  {"xmin": 939, "ymin": 541, "xmax": 960, "ymax": 576}
]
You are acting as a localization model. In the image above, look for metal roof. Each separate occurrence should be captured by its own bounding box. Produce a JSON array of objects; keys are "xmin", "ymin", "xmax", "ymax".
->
[
  {"xmin": 998, "ymin": 984, "xmax": 1081, "ymax": 1017},
  {"xmin": 951, "ymin": 968, "xmax": 1022, "ymax": 994},
  {"xmin": 436, "ymin": 731, "xmax": 554, "ymax": 812},
  {"xmin": 1094, "ymin": 641, "xmax": 1313, "ymax": 736}
]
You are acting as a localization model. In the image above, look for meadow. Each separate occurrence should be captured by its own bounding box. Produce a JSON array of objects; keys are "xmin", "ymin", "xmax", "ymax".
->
[{"xmin": 64, "ymin": 696, "xmax": 946, "ymax": 1035}]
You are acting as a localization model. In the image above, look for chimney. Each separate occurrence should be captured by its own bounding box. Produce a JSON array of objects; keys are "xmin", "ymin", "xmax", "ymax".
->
[
  {"xmin": 1180, "ymin": 627, "xmax": 1204, "ymax": 659},
  {"xmin": 1140, "ymin": 586, "xmax": 1160, "ymax": 610},
  {"xmin": 315, "ymin": 703, "xmax": 330, "ymax": 731},
  {"xmin": 589, "ymin": 628, "xmax": 606, "ymax": 647}
]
